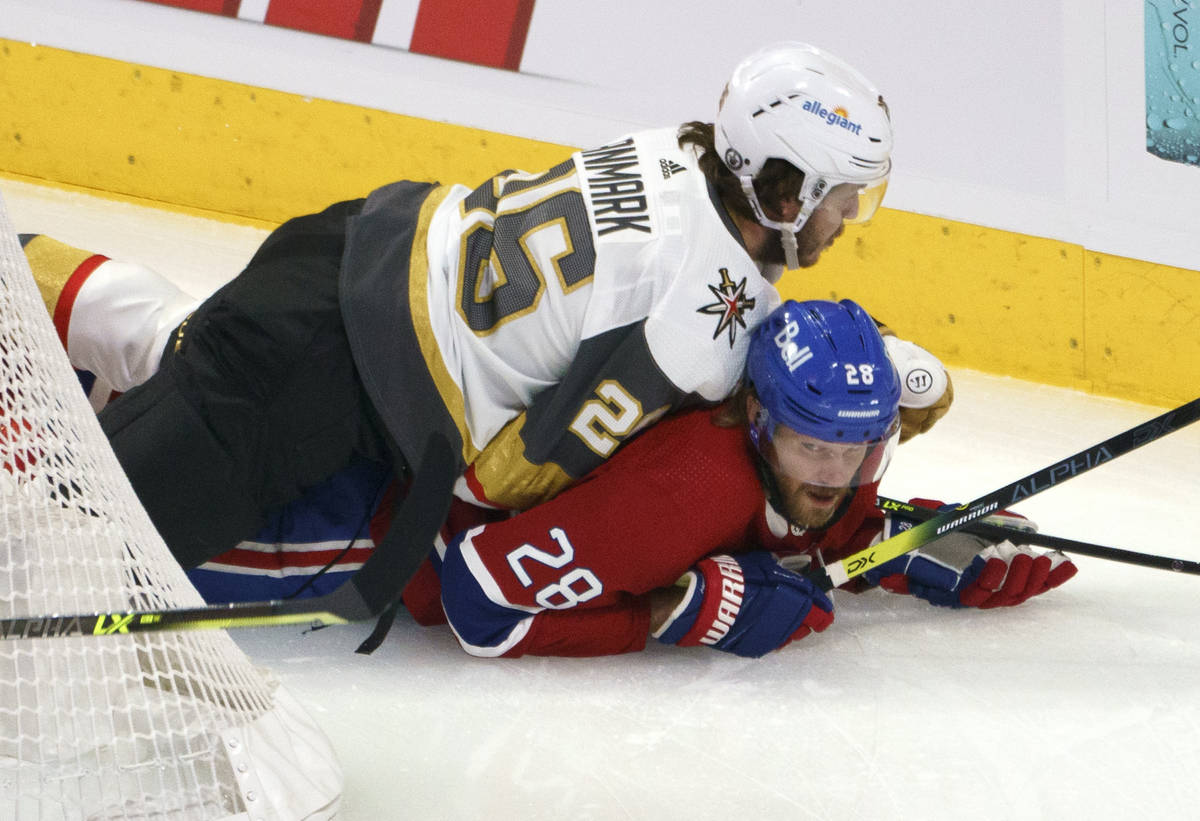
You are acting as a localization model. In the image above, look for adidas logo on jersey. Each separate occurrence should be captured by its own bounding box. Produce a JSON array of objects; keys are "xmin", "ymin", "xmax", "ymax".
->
[{"xmin": 659, "ymin": 158, "xmax": 687, "ymax": 179}]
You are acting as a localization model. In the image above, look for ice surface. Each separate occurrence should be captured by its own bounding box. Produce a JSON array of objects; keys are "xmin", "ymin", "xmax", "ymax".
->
[{"xmin": 3, "ymin": 177, "xmax": 1198, "ymax": 820}]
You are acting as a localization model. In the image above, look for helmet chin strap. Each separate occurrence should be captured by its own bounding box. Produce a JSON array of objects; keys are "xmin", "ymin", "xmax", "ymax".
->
[
  {"xmin": 780, "ymin": 229, "xmax": 800, "ymax": 270},
  {"xmin": 750, "ymin": 445, "xmax": 793, "ymax": 528},
  {"xmin": 737, "ymin": 176, "xmax": 812, "ymax": 271}
]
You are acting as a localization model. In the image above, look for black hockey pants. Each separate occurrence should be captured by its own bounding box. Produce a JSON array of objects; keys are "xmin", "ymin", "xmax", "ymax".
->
[{"xmin": 99, "ymin": 199, "xmax": 398, "ymax": 569}]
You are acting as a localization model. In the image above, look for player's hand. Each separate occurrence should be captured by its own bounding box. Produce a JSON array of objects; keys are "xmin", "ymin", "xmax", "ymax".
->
[
  {"xmin": 863, "ymin": 529, "xmax": 1077, "ymax": 608},
  {"xmin": 881, "ymin": 334, "xmax": 953, "ymax": 442},
  {"xmin": 898, "ymin": 371, "xmax": 953, "ymax": 442},
  {"xmin": 655, "ymin": 551, "xmax": 833, "ymax": 658}
]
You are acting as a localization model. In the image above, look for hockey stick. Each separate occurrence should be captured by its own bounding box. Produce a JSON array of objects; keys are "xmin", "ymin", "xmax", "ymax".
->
[
  {"xmin": 0, "ymin": 433, "xmax": 457, "ymax": 641},
  {"xmin": 877, "ymin": 495, "xmax": 1200, "ymax": 576},
  {"xmin": 811, "ymin": 396, "xmax": 1200, "ymax": 591}
]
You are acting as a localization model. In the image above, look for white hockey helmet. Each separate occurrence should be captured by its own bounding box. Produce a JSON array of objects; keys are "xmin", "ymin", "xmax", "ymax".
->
[{"xmin": 715, "ymin": 42, "xmax": 893, "ymax": 267}]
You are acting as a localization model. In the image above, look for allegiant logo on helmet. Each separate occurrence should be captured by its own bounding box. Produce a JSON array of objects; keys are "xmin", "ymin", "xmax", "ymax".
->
[{"xmin": 801, "ymin": 99, "xmax": 863, "ymax": 135}]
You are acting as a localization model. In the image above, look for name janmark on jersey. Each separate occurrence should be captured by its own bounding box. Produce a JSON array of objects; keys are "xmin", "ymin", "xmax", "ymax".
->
[{"xmin": 580, "ymin": 138, "xmax": 653, "ymax": 237}]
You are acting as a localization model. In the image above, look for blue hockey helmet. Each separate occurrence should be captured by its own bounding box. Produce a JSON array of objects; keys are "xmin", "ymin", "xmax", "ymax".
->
[{"xmin": 745, "ymin": 298, "xmax": 901, "ymax": 486}]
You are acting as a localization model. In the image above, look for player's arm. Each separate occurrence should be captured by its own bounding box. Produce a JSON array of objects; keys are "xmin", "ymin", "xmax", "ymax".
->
[
  {"xmin": 461, "ymin": 321, "xmax": 693, "ymax": 510},
  {"xmin": 876, "ymin": 325, "xmax": 954, "ymax": 442},
  {"xmin": 23, "ymin": 234, "xmax": 199, "ymax": 404},
  {"xmin": 440, "ymin": 416, "xmax": 758, "ymax": 657},
  {"xmin": 439, "ymin": 480, "xmax": 716, "ymax": 657}
]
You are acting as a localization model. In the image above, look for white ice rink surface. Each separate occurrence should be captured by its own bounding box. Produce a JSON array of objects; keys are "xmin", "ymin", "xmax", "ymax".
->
[{"xmin": 4, "ymin": 178, "xmax": 1200, "ymax": 820}]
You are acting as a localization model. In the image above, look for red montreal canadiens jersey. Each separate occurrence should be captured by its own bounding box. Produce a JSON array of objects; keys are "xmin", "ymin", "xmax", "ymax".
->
[{"xmin": 419, "ymin": 407, "xmax": 886, "ymax": 657}]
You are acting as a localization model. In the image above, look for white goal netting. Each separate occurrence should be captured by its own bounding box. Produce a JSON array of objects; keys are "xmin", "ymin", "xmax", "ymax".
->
[{"xmin": 0, "ymin": 192, "xmax": 342, "ymax": 820}]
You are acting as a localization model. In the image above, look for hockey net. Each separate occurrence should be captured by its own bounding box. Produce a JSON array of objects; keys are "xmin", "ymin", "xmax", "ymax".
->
[{"xmin": 0, "ymin": 191, "xmax": 342, "ymax": 820}]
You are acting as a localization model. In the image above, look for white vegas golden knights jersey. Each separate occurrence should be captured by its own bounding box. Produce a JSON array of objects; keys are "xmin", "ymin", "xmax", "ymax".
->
[
  {"xmin": 22, "ymin": 127, "xmax": 781, "ymax": 514},
  {"xmin": 25, "ymin": 127, "xmax": 783, "ymax": 515},
  {"xmin": 414, "ymin": 127, "xmax": 780, "ymax": 507}
]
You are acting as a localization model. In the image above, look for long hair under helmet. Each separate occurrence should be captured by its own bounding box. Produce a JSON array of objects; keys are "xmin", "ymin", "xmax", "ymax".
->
[
  {"xmin": 746, "ymin": 298, "xmax": 901, "ymax": 488},
  {"xmin": 715, "ymin": 42, "xmax": 893, "ymax": 269}
]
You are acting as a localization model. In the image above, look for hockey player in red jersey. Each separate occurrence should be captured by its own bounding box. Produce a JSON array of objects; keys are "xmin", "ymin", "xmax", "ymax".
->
[{"xmin": 403, "ymin": 299, "xmax": 1077, "ymax": 658}]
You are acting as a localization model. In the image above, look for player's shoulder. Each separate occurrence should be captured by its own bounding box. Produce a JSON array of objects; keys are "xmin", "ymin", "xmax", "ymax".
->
[
  {"xmin": 605, "ymin": 406, "xmax": 760, "ymax": 492},
  {"xmin": 626, "ymin": 404, "xmax": 741, "ymax": 445},
  {"xmin": 577, "ymin": 127, "xmax": 687, "ymax": 159},
  {"xmin": 574, "ymin": 127, "xmax": 704, "ymax": 198}
]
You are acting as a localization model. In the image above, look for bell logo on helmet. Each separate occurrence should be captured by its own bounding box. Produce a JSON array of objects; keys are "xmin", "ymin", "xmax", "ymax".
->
[
  {"xmin": 773, "ymin": 319, "xmax": 814, "ymax": 372},
  {"xmin": 802, "ymin": 99, "xmax": 864, "ymax": 135},
  {"xmin": 782, "ymin": 343, "xmax": 813, "ymax": 373}
]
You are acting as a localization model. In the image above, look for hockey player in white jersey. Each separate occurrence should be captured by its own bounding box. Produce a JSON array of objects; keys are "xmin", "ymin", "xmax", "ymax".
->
[{"xmin": 24, "ymin": 42, "xmax": 952, "ymax": 573}]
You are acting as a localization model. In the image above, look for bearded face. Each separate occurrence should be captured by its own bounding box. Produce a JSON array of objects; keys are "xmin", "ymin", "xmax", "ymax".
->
[{"xmin": 761, "ymin": 425, "xmax": 866, "ymax": 528}]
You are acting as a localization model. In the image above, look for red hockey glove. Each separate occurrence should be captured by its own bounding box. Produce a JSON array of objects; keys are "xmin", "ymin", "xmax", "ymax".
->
[
  {"xmin": 864, "ymin": 530, "xmax": 1077, "ymax": 608},
  {"xmin": 655, "ymin": 552, "xmax": 834, "ymax": 658},
  {"xmin": 867, "ymin": 499, "xmax": 1074, "ymax": 607}
]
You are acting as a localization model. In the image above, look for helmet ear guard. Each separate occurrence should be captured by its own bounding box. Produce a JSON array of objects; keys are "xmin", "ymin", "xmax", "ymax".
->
[{"xmin": 749, "ymin": 405, "xmax": 772, "ymax": 448}]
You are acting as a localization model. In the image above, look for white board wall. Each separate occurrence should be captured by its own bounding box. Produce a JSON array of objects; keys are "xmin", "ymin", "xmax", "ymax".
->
[{"xmin": 4, "ymin": 0, "xmax": 1197, "ymax": 270}]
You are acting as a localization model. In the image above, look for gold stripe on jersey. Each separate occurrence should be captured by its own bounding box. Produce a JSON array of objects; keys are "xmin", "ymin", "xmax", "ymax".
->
[
  {"xmin": 22, "ymin": 234, "xmax": 95, "ymax": 317},
  {"xmin": 407, "ymin": 185, "xmax": 481, "ymax": 466},
  {"xmin": 469, "ymin": 412, "xmax": 574, "ymax": 510}
]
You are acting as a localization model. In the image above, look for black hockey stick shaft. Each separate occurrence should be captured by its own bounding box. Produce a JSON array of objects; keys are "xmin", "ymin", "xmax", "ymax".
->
[
  {"xmin": 0, "ymin": 433, "xmax": 458, "ymax": 640},
  {"xmin": 811, "ymin": 396, "xmax": 1200, "ymax": 591},
  {"xmin": 877, "ymin": 495, "xmax": 1200, "ymax": 576}
]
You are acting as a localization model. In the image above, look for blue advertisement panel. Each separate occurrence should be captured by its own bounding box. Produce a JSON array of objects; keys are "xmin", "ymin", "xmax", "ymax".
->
[{"xmin": 1146, "ymin": 0, "xmax": 1200, "ymax": 166}]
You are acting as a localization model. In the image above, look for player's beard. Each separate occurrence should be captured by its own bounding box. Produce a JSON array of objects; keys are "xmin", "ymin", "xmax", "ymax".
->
[
  {"xmin": 779, "ymin": 481, "xmax": 853, "ymax": 530},
  {"xmin": 761, "ymin": 219, "xmax": 845, "ymax": 270}
]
